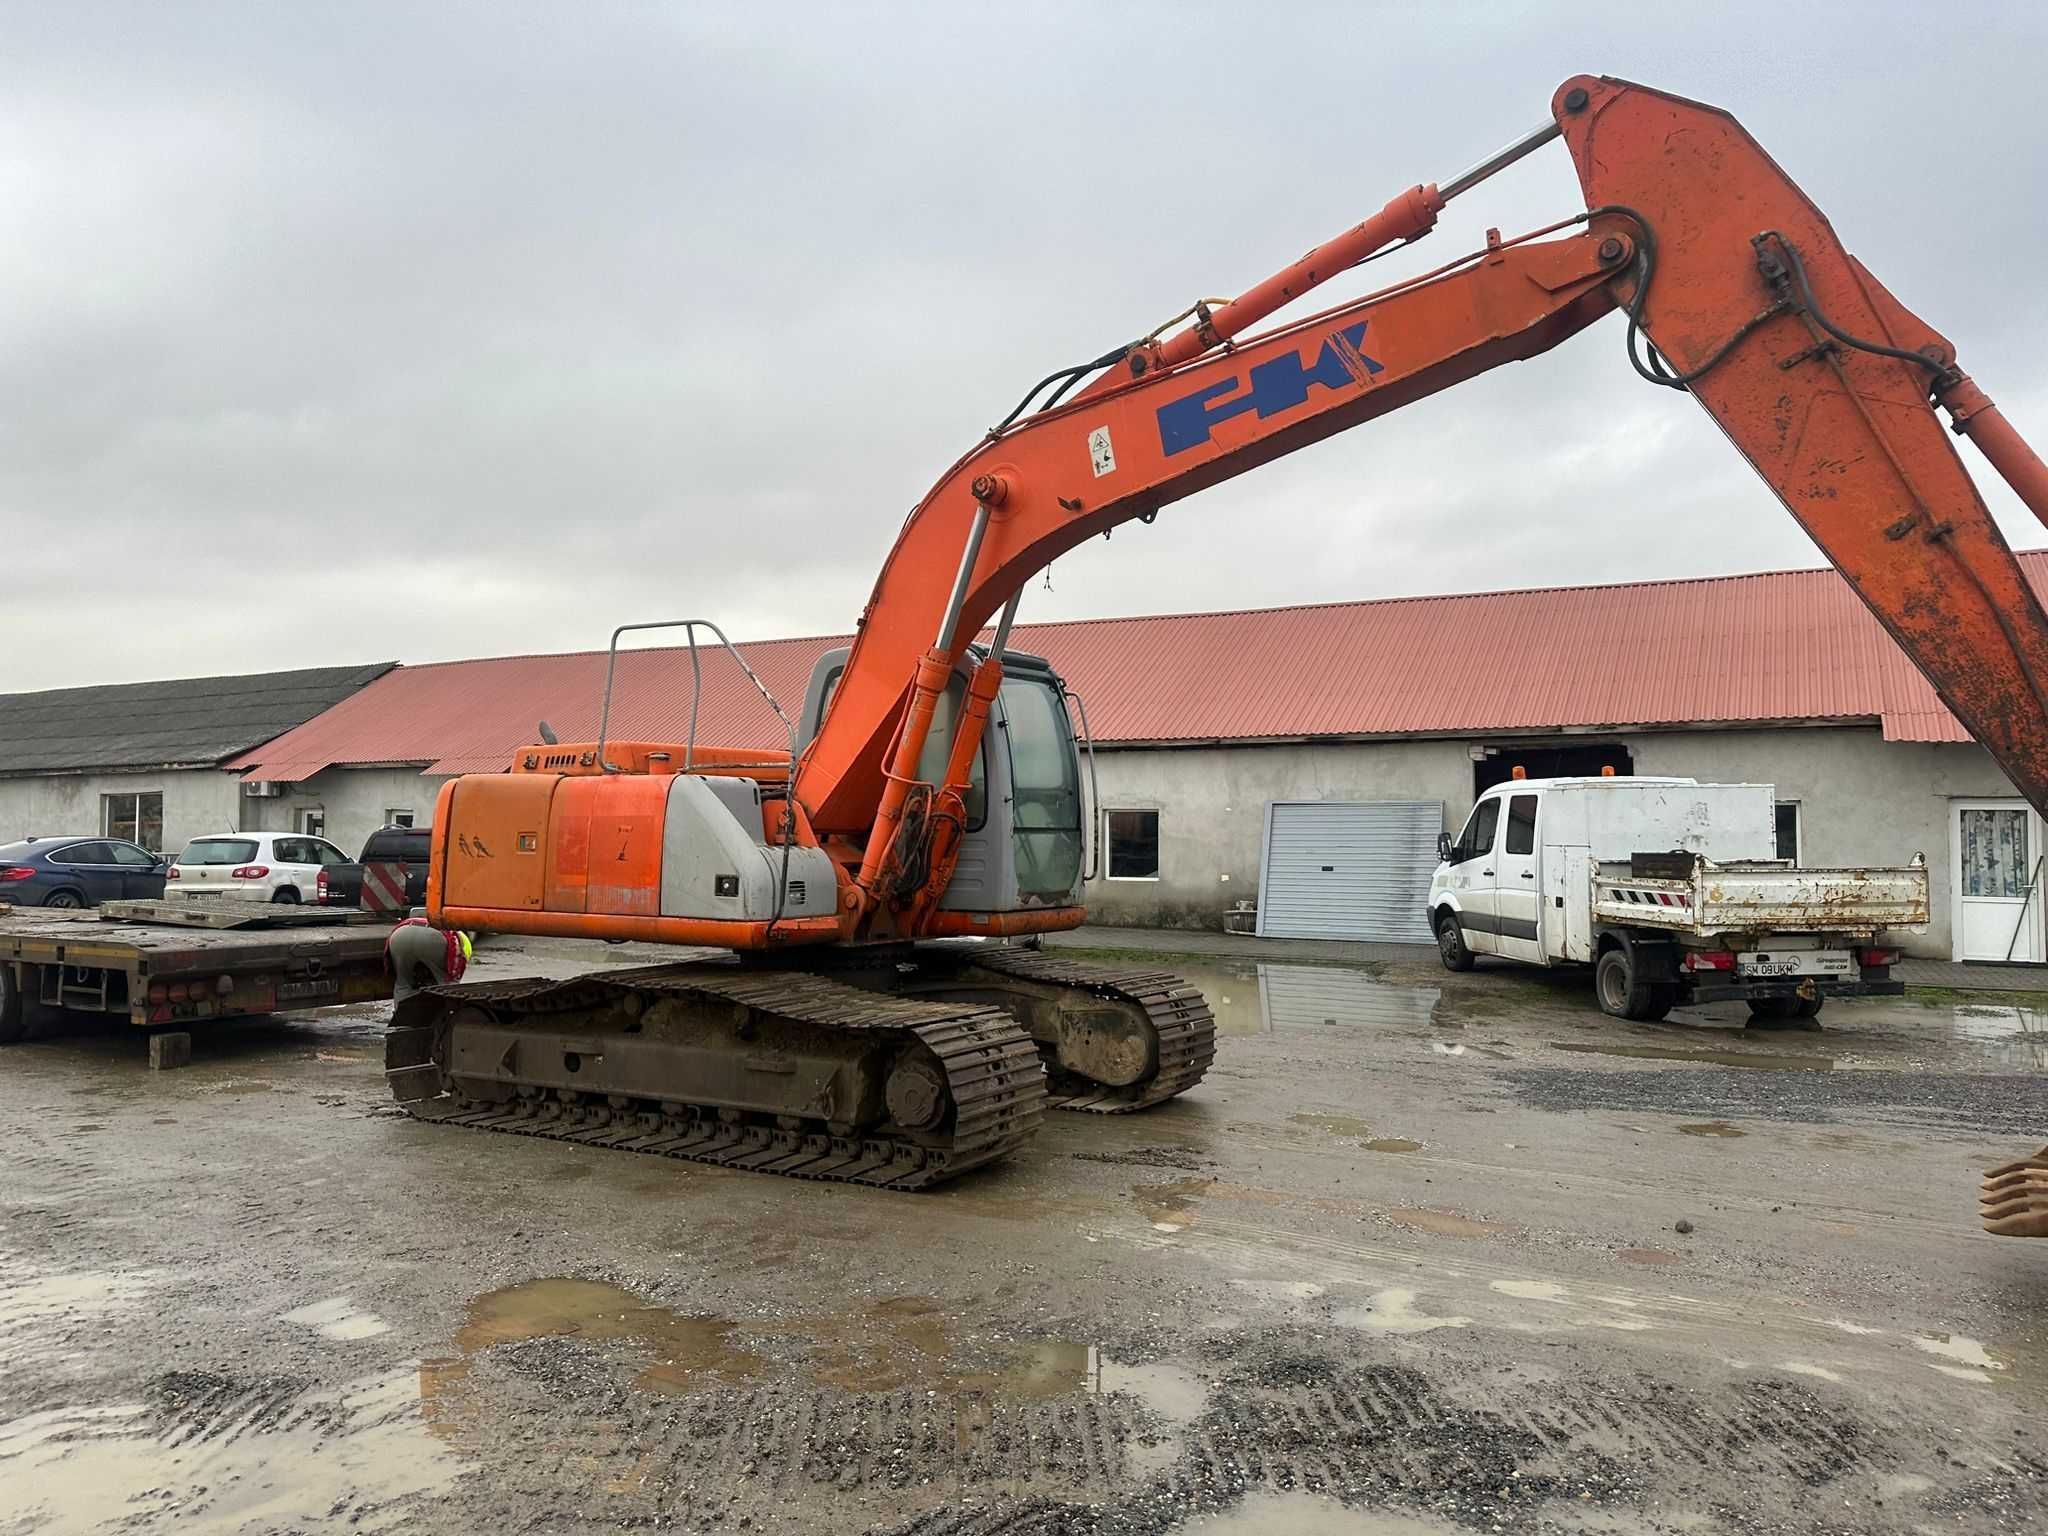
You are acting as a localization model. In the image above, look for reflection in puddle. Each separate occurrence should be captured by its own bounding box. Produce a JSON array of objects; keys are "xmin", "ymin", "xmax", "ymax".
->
[
  {"xmin": 1335, "ymin": 1287, "xmax": 1472, "ymax": 1335},
  {"xmin": 1366, "ymin": 1138, "xmax": 1421, "ymax": 1154},
  {"xmin": 1679, "ymin": 1121, "xmax": 1747, "ymax": 1138},
  {"xmin": 1133, "ymin": 1178, "xmax": 1212, "ymax": 1232},
  {"xmin": 0, "ymin": 1370, "xmax": 462, "ymax": 1535},
  {"xmin": 1291, "ymin": 1112, "xmax": 1375, "ymax": 1139},
  {"xmin": 434, "ymin": 1277, "xmax": 1210, "ymax": 1414},
  {"xmin": 1914, "ymin": 1331, "xmax": 2010, "ymax": 1382},
  {"xmin": 282, "ymin": 1296, "xmax": 393, "ymax": 1341},
  {"xmin": 1188, "ymin": 1489, "xmax": 1461, "ymax": 1533},
  {"xmin": 1144, "ymin": 958, "xmax": 1437, "ymax": 1037},
  {"xmin": 434, "ymin": 1278, "xmax": 765, "ymax": 1397},
  {"xmin": 1387, "ymin": 1206, "xmax": 1507, "ymax": 1239},
  {"xmin": 1944, "ymin": 1006, "xmax": 2048, "ymax": 1071},
  {"xmin": 1553, "ymin": 1041, "xmax": 1832, "ymax": 1071}
]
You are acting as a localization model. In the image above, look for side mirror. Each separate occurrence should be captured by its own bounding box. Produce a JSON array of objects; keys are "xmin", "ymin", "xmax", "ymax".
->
[{"xmin": 1437, "ymin": 831, "xmax": 1453, "ymax": 862}]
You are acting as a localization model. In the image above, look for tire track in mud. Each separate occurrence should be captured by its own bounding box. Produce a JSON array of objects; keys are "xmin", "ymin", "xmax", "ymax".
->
[{"xmin": 401, "ymin": 1327, "xmax": 2043, "ymax": 1535}]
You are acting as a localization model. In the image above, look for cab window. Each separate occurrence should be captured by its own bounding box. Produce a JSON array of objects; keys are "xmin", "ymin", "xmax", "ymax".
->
[
  {"xmin": 1454, "ymin": 799, "xmax": 1500, "ymax": 863},
  {"xmin": 1505, "ymin": 795, "xmax": 1538, "ymax": 856}
]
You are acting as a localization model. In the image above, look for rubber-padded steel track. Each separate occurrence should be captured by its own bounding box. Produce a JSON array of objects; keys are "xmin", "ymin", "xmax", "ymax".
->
[
  {"xmin": 385, "ymin": 962, "xmax": 1046, "ymax": 1190},
  {"xmin": 960, "ymin": 948, "xmax": 1217, "ymax": 1113}
]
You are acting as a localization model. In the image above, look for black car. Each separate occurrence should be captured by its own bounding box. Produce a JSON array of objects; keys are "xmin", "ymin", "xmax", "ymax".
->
[
  {"xmin": 318, "ymin": 825, "xmax": 433, "ymax": 911},
  {"xmin": 0, "ymin": 836, "xmax": 169, "ymax": 907}
]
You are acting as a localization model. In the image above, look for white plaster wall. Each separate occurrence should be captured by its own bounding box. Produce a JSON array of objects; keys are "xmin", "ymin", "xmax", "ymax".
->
[{"xmin": 0, "ymin": 768, "xmax": 241, "ymax": 855}]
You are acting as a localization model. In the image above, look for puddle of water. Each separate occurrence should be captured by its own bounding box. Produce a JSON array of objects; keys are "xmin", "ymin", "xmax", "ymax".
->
[
  {"xmin": 1291, "ymin": 1113, "xmax": 1374, "ymax": 1139},
  {"xmin": 1126, "ymin": 957, "xmax": 1437, "ymax": 1037},
  {"xmin": 1942, "ymin": 1005, "xmax": 2048, "ymax": 1071},
  {"xmin": 1366, "ymin": 1138, "xmax": 1422, "ymax": 1154},
  {"xmin": 1678, "ymin": 1121, "xmax": 1747, "ymax": 1138},
  {"xmin": 1335, "ymin": 1287, "xmax": 1471, "ymax": 1335},
  {"xmin": 0, "ymin": 1260, "xmax": 157, "ymax": 1339},
  {"xmin": 1388, "ymin": 1206, "xmax": 1507, "ymax": 1239},
  {"xmin": 282, "ymin": 1297, "xmax": 393, "ymax": 1341},
  {"xmin": 1133, "ymin": 1177, "xmax": 1211, "ymax": 1232},
  {"xmin": 1617, "ymin": 1248, "xmax": 1681, "ymax": 1265},
  {"xmin": 439, "ymin": 1279, "xmax": 1199, "ymax": 1412},
  {"xmin": 1187, "ymin": 1490, "xmax": 1459, "ymax": 1533},
  {"xmin": 1553, "ymin": 1041, "xmax": 1832, "ymax": 1071},
  {"xmin": 1491, "ymin": 1280, "xmax": 1567, "ymax": 1302},
  {"xmin": 1, "ymin": 1369, "xmax": 464, "ymax": 1536},
  {"xmin": 443, "ymin": 1278, "xmax": 764, "ymax": 1395},
  {"xmin": 1101, "ymin": 1358, "xmax": 1209, "ymax": 1422},
  {"xmin": 1915, "ymin": 1332, "xmax": 2009, "ymax": 1374}
]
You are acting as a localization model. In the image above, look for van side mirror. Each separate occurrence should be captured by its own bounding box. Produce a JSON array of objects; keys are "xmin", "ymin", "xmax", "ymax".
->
[{"xmin": 1437, "ymin": 831, "xmax": 1453, "ymax": 862}]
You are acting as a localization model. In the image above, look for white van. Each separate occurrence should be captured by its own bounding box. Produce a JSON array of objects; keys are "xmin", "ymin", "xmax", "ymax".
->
[{"xmin": 1425, "ymin": 777, "xmax": 1927, "ymax": 1021}]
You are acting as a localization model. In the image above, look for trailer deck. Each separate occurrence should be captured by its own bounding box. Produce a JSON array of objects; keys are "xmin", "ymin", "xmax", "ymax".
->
[{"xmin": 0, "ymin": 899, "xmax": 397, "ymax": 1037}]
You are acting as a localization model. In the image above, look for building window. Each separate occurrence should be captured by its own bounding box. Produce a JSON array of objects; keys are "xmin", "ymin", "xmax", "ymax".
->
[
  {"xmin": 102, "ymin": 791, "xmax": 163, "ymax": 853},
  {"xmin": 1105, "ymin": 810, "xmax": 1159, "ymax": 880},
  {"xmin": 1775, "ymin": 801, "xmax": 1800, "ymax": 864},
  {"xmin": 386, "ymin": 809, "xmax": 415, "ymax": 828},
  {"xmin": 297, "ymin": 807, "xmax": 326, "ymax": 839}
]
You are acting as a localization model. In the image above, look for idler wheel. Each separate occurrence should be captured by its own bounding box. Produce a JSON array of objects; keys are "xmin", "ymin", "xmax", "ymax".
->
[{"xmin": 886, "ymin": 1053, "xmax": 950, "ymax": 1131}]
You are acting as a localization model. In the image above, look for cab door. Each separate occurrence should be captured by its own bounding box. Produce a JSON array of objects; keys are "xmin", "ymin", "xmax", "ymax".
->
[
  {"xmin": 1444, "ymin": 798, "xmax": 1502, "ymax": 954},
  {"xmin": 1493, "ymin": 791, "xmax": 1544, "ymax": 961}
]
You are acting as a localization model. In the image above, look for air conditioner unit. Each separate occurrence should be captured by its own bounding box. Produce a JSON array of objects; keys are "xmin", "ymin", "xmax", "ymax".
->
[{"xmin": 244, "ymin": 781, "xmax": 284, "ymax": 797}]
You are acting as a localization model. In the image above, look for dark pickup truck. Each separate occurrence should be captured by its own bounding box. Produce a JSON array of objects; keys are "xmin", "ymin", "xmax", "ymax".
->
[{"xmin": 318, "ymin": 826, "xmax": 432, "ymax": 912}]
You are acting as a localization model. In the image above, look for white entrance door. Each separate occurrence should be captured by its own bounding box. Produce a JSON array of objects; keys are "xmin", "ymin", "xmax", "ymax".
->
[{"xmin": 1953, "ymin": 801, "xmax": 2046, "ymax": 963}]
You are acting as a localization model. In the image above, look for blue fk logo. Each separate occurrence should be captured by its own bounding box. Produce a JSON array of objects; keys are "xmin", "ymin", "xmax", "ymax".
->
[{"xmin": 1155, "ymin": 320, "xmax": 1384, "ymax": 456}]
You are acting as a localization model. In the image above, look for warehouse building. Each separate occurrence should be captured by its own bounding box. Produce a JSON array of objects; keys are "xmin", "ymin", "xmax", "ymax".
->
[
  {"xmin": 226, "ymin": 558, "xmax": 2048, "ymax": 965},
  {"xmin": 0, "ymin": 664, "xmax": 393, "ymax": 856}
]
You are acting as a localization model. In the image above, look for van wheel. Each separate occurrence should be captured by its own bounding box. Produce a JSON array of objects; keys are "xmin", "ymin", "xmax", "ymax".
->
[
  {"xmin": 1435, "ymin": 911, "xmax": 1474, "ymax": 972},
  {"xmin": 1595, "ymin": 947, "xmax": 1672, "ymax": 1022},
  {"xmin": 1748, "ymin": 997, "xmax": 1803, "ymax": 1023}
]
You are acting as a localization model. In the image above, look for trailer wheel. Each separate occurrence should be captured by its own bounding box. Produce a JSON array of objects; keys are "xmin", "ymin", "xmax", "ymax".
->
[
  {"xmin": 1595, "ymin": 947, "xmax": 1672, "ymax": 1022},
  {"xmin": 1434, "ymin": 911, "xmax": 1475, "ymax": 972},
  {"xmin": 0, "ymin": 966, "xmax": 23, "ymax": 1044},
  {"xmin": 0, "ymin": 965, "xmax": 51, "ymax": 1044}
]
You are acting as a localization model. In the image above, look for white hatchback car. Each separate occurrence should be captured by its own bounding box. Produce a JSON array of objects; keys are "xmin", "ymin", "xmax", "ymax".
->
[{"xmin": 166, "ymin": 833, "xmax": 353, "ymax": 904}]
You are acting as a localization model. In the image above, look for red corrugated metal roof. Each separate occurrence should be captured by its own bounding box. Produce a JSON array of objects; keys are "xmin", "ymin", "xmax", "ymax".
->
[{"xmin": 231, "ymin": 556, "xmax": 2047, "ymax": 781}]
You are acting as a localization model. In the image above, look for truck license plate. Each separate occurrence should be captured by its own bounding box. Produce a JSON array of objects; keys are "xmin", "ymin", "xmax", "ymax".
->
[
  {"xmin": 278, "ymin": 978, "xmax": 340, "ymax": 1002},
  {"xmin": 1737, "ymin": 950, "xmax": 1853, "ymax": 978}
]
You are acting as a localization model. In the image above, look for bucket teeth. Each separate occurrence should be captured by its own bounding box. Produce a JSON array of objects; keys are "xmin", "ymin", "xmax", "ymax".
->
[{"xmin": 1980, "ymin": 1148, "xmax": 2048, "ymax": 1236}]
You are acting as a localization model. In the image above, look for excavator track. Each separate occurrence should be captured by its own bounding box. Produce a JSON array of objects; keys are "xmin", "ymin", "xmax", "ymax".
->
[
  {"xmin": 384, "ymin": 962, "xmax": 1046, "ymax": 1190},
  {"xmin": 956, "ymin": 948, "xmax": 1218, "ymax": 1113}
]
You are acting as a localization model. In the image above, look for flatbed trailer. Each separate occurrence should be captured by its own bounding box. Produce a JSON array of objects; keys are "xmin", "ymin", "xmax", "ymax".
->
[{"xmin": 0, "ymin": 899, "xmax": 398, "ymax": 1044}]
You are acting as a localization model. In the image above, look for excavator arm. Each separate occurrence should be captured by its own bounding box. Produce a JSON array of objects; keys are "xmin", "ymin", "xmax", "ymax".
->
[{"xmin": 800, "ymin": 75, "xmax": 2048, "ymax": 944}]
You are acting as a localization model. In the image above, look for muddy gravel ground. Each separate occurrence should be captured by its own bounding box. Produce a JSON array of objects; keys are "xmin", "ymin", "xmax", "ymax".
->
[{"xmin": 5, "ymin": 936, "xmax": 2048, "ymax": 1535}]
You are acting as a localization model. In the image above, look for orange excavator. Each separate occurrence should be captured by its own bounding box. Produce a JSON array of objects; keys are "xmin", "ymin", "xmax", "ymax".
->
[{"xmin": 386, "ymin": 75, "xmax": 2048, "ymax": 1210}]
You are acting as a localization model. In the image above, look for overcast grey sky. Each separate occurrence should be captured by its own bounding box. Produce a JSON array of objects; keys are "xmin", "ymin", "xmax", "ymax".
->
[{"xmin": 7, "ymin": 2, "xmax": 2047, "ymax": 692}]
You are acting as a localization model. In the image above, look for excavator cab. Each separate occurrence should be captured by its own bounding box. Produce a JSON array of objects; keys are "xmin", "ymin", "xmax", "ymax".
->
[{"xmin": 798, "ymin": 646, "xmax": 1087, "ymax": 912}]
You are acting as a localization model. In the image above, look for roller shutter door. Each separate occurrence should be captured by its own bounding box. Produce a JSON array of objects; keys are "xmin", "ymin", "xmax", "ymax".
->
[{"xmin": 1257, "ymin": 800, "xmax": 1442, "ymax": 942}]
